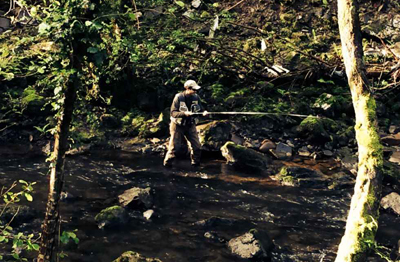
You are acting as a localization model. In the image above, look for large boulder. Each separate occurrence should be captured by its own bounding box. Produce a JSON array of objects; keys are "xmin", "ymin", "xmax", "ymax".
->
[
  {"xmin": 221, "ymin": 142, "xmax": 269, "ymax": 171},
  {"xmin": 198, "ymin": 120, "xmax": 232, "ymax": 151},
  {"xmin": 118, "ymin": 187, "xmax": 153, "ymax": 209},
  {"xmin": 228, "ymin": 229, "xmax": 274, "ymax": 259},
  {"xmin": 95, "ymin": 206, "xmax": 127, "ymax": 229},
  {"xmin": 113, "ymin": 251, "xmax": 162, "ymax": 262},
  {"xmin": 296, "ymin": 116, "xmax": 337, "ymax": 144}
]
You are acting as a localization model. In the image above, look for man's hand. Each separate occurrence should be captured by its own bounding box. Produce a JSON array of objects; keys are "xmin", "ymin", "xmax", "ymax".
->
[
  {"xmin": 184, "ymin": 111, "xmax": 193, "ymax": 116},
  {"xmin": 202, "ymin": 111, "xmax": 208, "ymax": 116}
]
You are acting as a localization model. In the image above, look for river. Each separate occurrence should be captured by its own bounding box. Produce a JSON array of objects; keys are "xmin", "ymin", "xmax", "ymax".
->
[{"xmin": 0, "ymin": 148, "xmax": 399, "ymax": 261}]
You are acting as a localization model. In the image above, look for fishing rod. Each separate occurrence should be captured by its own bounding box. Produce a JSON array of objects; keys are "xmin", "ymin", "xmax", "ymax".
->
[{"xmin": 190, "ymin": 111, "xmax": 321, "ymax": 118}]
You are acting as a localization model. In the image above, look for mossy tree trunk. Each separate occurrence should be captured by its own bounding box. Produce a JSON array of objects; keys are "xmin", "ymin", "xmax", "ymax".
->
[
  {"xmin": 336, "ymin": 0, "xmax": 384, "ymax": 261},
  {"xmin": 37, "ymin": 77, "xmax": 78, "ymax": 262}
]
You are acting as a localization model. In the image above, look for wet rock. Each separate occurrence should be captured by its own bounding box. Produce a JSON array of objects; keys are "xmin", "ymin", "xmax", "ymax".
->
[
  {"xmin": 243, "ymin": 139, "xmax": 261, "ymax": 149},
  {"xmin": 298, "ymin": 146, "xmax": 311, "ymax": 157},
  {"xmin": 389, "ymin": 125, "xmax": 400, "ymax": 134},
  {"xmin": 259, "ymin": 139, "xmax": 276, "ymax": 153},
  {"xmin": 143, "ymin": 209, "xmax": 154, "ymax": 220},
  {"xmin": 100, "ymin": 114, "xmax": 121, "ymax": 128},
  {"xmin": 337, "ymin": 147, "xmax": 358, "ymax": 176},
  {"xmin": 269, "ymin": 142, "xmax": 292, "ymax": 160},
  {"xmin": 194, "ymin": 216, "xmax": 235, "ymax": 227},
  {"xmin": 113, "ymin": 251, "xmax": 162, "ymax": 262},
  {"xmin": 198, "ymin": 120, "xmax": 232, "ymax": 151},
  {"xmin": 60, "ymin": 191, "xmax": 78, "ymax": 202},
  {"xmin": 221, "ymin": 142, "xmax": 269, "ymax": 171},
  {"xmin": 231, "ymin": 133, "xmax": 245, "ymax": 145},
  {"xmin": 327, "ymin": 172, "xmax": 355, "ymax": 190},
  {"xmin": 95, "ymin": 206, "xmax": 127, "ymax": 229},
  {"xmin": 380, "ymin": 192, "xmax": 400, "ymax": 216},
  {"xmin": 323, "ymin": 150, "xmax": 333, "ymax": 157},
  {"xmin": 228, "ymin": 229, "xmax": 274, "ymax": 259},
  {"xmin": 276, "ymin": 166, "xmax": 326, "ymax": 188},
  {"xmin": 389, "ymin": 151, "xmax": 400, "ymax": 165},
  {"xmin": 66, "ymin": 144, "xmax": 91, "ymax": 156},
  {"xmin": 381, "ymin": 133, "xmax": 400, "ymax": 146},
  {"xmin": 118, "ymin": 187, "xmax": 153, "ymax": 209}
]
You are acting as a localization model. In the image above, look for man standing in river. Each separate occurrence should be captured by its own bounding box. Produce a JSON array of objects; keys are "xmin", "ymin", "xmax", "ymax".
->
[{"xmin": 163, "ymin": 80, "xmax": 208, "ymax": 167}]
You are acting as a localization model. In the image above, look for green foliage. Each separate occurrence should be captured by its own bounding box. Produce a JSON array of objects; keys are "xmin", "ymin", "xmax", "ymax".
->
[
  {"xmin": 0, "ymin": 181, "xmax": 38, "ymax": 261},
  {"xmin": 60, "ymin": 230, "xmax": 79, "ymax": 245},
  {"xmin": 210, "ymin": 83, "xmax": 226, "ymax": 100}
]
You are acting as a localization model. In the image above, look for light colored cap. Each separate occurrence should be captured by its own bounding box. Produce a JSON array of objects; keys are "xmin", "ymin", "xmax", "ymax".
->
[{"xmin": 184, "ymin": 80, "xmax": 201, "ymax": 90}]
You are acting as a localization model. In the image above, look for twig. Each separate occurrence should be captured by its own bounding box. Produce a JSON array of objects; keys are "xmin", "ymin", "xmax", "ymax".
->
[
  {"xmin": 132, "ymin": 0, "xmax": 140, "ymax": 29},
  {"xmin": 0, "ymin": 182, "xmax": 17, "ymax": 218},
  {"xmin": 372, "ymin": 81, "xmax": 400, "ymax": 91},
  {"xmin": 2, "ymin": 206, "xmax": 20, "ymax": 233},
  {"xmin": 224, "ymin": 0, "xmax": 247, "ymax": 12},
  {"xmin": 0, "ymin": 123, "xmax": 17, "ymax": 133},
  {"xmin": 376, "ymin": 35, "xmax": 399, "ymax": 62}
]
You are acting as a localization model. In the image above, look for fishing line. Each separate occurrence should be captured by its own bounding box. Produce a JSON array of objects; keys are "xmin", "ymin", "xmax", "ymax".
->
[{"xmin": 191, "ymin": 111, "xmax": 321, "ymax": 118}]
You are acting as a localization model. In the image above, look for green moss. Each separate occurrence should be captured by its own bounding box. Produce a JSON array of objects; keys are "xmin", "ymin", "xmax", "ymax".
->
[
  {"xmin": 277, "ymin": 167, "xmax": 298, "ymax": 185},
  {"xmin": 279, "ymin": 167, "xmax": 288, "ymax": 176},
  {"xmin": 299, "ymin": 115, "xmax": 325, "ymax": 133},
  {"xmin": 95, "ymin": 206, "xmax": 124, "ymax": 222},
  {"xmin": 321, "ymin": 118, "xmax": 339, "ymax": 132},
  {"xmin": 281, "ymin": 175, "xmax": 295, "ymax": 184}
]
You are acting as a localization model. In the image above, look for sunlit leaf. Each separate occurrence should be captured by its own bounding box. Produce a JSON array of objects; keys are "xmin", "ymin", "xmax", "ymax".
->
[
  {"xmin": 25, "ymin": 193, "xmax": 33, "ymax": 202},
  {"xmin": 175, "ymin": 1, "xmax": 185, "ymax": 7}
]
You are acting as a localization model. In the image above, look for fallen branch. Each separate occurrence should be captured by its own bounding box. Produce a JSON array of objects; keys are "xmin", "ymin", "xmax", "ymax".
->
[
  {"xmin": 224, "ymin": 0, "xmax": 247, "ymax": 12},
  {"xmin": 0, "ymin": 123, "xmax": 16, "ymax": 133}
]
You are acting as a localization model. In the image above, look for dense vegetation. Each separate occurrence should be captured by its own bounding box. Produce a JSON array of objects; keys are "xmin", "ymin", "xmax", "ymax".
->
[{"xmin": 1, "ymin": 0, "xmax": 399, "ymax": 147}]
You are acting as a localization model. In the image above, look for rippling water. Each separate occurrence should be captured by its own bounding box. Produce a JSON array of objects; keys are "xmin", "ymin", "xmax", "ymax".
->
[{"xmin": 0, "ymin": 149, "xmax": 398, "ymax": 262}]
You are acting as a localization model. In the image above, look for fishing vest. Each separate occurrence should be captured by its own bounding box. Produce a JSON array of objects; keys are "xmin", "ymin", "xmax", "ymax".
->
[{"xmin": 171, "ymin": 93, "xmax": 201, "ymax": 126}]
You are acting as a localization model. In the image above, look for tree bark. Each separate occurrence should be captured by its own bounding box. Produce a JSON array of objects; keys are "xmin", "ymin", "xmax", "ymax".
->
[
  {"xmin": 37, "ymin": 78, "xmax": 77, "ymax": 262},
  {"xmin": 336, "ymin": 0, "xmax": 384, "ymax": 261}
]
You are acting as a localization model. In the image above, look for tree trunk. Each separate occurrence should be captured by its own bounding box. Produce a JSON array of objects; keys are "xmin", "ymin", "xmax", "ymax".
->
[
  {"xmin": 37, "ymin": 78, "xmax": 77, "ymax": 262},
  {"xmin": 336, "ymin": 0, "xmax": 384, "ymax": 261}
]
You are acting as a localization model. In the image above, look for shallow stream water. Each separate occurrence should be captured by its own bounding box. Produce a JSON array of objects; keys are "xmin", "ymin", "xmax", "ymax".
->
[{"xmin": 0, "ymin": 148, "xmax": 399, "ymax": 262}]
